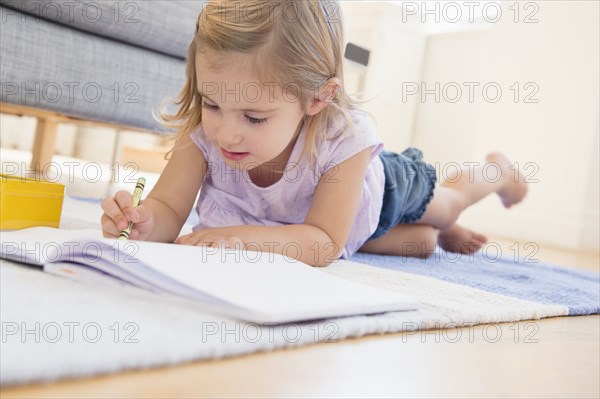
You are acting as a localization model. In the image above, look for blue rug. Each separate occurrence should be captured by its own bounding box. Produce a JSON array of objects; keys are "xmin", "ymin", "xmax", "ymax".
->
[{"xmin": 350, "ymin": 250, "xmax": 600, "ymax": 315}]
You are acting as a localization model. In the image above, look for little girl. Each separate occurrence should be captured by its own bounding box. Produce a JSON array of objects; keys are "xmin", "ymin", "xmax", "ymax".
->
[{"xmin": 101, "ymin": 0, "xmax": 527, "ymax": 267}]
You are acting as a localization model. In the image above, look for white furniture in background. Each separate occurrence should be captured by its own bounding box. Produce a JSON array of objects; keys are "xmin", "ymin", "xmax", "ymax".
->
[{"xmin": 341, "ymin": 2, "xmax": 427, "ymax": 152}]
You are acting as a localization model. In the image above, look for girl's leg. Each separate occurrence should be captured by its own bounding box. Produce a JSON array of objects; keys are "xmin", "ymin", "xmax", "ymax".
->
[
  {"xmin": 359, "ymin": 223, "xmax": 489, "ymax": 257},
  {"xmin": 359, "ymin": 153, "xmax": 527, "ymax": 258},
  {"xmin": 416, "ymin": 152, "xmax": 528, "ymax": 230},
  {"xmin": 359, "ymin": 224, "xmax": 438, "ymax": 258}
]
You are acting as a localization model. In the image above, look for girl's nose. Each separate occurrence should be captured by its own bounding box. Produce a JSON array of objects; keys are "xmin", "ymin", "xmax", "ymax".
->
[{"xmin": 217, "ymin": 117, "xmax": 243, "ymax": 146}]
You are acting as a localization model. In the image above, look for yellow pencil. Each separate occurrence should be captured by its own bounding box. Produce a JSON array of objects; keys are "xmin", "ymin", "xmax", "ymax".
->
[{"xmin": 118, "ymin": 177, "xmax": 146, "ymax": 240}]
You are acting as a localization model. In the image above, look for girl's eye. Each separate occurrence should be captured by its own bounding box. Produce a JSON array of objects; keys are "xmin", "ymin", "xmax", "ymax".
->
[
  {"xmin": 201, "ymin": 101, "xmax": 218, "ymax": 111},
  {"xmin": 202, "ymin": 101, "xmax": 268, "ymax": 125},
  {"xmin": 244, "ymin": 115, "xmax": 268, "ymax": 125}
]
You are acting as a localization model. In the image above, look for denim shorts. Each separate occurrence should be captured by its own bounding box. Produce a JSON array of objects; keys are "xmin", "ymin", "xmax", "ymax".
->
[{"xmin": 368, "ymin": 148, "xmax": 437, "ymax": 241}]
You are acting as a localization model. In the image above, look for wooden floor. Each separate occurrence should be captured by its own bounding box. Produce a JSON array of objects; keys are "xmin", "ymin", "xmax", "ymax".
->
[{"xmin": 2, "ymin": 239, "xmax": 598, "ymax": 398}]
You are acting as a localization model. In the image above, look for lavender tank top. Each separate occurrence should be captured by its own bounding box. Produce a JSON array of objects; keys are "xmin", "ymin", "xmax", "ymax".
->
[{"xmin": 190, "ymin": 109, "xmax": 385, "ymax": 259}]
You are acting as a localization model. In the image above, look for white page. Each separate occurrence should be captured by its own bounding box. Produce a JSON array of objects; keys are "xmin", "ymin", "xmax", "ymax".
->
[
  {"xmin": 0, "ymin": 228, "xmax": 235, "ymax": 307},
  {"xmin": 124, "ymin": 240, "xmax": 420, "ymax": 323},
  {"xmin": 0, "ymin": 227, "xmax": 102, "ymax": 265},
  {"xmin": 1, "ymin": 228, "xmax": 420, "ymax": 323},
  {"xmin": 42, "ymin": 262, "xmax": 276, "ymax": 322}
]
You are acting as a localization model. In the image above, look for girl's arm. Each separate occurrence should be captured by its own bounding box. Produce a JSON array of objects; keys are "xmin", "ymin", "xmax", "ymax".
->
[
  {"xmin": 142, "ymin": 134, "xmax": 208, "ymax": 242},
  {"xmin": 177, "ymin": 147, "xmax": 373, "ymax": 266},
  {"xmin": 300, "ymin": 146, "xmax": 374, "ymax": 264},
  {"xmin": 102, "ymin": 133, "xmax": 208, "ymax": 242}
]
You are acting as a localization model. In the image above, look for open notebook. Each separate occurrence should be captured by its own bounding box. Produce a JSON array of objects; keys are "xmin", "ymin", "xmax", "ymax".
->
[{"xmin": 0, "ymin": 227, "xmax": 420, "ymax": 324}]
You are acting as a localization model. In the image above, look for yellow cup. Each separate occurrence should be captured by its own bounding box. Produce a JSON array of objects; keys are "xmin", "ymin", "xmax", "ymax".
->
[{"xmin": 0, "ymin": 174, "xmax": 65, "ymax": 230}]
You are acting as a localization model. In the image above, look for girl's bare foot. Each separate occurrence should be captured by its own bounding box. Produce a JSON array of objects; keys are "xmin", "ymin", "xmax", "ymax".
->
[
  {"xmin": 438, "ymin": 224, "xmax": 488, "ymax": 254},
  {"xmin": 485, "ymin": 152, "xmax": 529, "ymax": 208}
]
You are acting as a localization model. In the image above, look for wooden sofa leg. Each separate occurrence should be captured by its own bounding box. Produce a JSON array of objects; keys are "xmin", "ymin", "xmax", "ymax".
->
[{"xmin": 31, "ymin": 117, "xmax": 58, "ymax": 172}]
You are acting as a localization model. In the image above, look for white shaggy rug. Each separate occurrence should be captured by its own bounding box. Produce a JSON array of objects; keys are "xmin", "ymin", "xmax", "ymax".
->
[{"xmin": 0, "ymin": 198, "xmax": 567, "ymax": 385}]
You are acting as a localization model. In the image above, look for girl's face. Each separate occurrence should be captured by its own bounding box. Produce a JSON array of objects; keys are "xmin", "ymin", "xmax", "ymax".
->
[{"xmin": 195, "ymin": 52, "xmax": 307, "ymax": 171}]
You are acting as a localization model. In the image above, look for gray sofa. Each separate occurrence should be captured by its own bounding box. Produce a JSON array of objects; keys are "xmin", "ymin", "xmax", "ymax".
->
[{"xmin": 0, "ymin": 0, "xmax": 205, "ymax": 132}]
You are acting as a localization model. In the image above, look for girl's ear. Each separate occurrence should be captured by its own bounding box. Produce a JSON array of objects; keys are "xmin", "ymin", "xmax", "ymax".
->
[{"xmin": 305, "ymin": 77, "xmax": 341, "ymax": 116}]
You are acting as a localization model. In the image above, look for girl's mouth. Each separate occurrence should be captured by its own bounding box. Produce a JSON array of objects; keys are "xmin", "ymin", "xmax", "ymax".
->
[{"xmin": 221, "ymin": 148, "xmax": 250, "ymax": 161}]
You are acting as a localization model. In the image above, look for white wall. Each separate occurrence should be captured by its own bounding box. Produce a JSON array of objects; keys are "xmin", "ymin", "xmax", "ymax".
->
[{"xmin": 411, "ymin": 1, "xmax": 599, "ymax": 251}]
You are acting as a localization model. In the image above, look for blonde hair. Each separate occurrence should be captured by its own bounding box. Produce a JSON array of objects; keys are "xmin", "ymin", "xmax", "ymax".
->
[{"xmin": 158, "ymin": 0, "xmax": 373, "ymax": 164}]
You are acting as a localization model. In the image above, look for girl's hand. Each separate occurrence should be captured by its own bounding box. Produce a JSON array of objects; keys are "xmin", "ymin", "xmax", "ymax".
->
[
  {"xmin": 101, "ymin": 190, "xmax": 155, "ymax": 240},
  {"xmin": 176, "ymin": 228, "xmax": 245, "ymax": 250}
]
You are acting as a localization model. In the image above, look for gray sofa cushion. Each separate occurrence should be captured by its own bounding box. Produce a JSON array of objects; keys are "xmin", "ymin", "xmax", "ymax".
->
[
  {"xmin": 0, "ymin": 5, "xmax": 186, "ymax": 132},
  {"xmin": 1, "ymin": 0, "xmax": 204, "ymax": 59}
]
